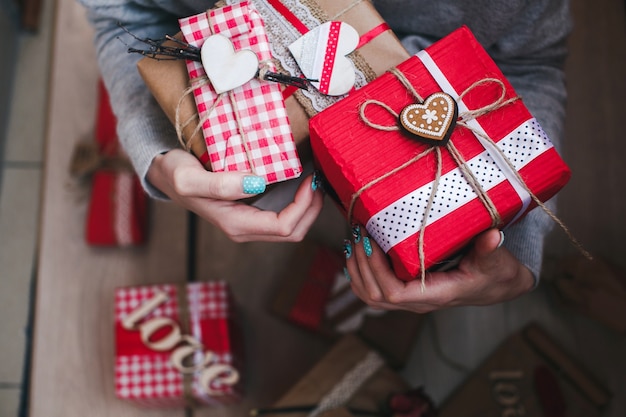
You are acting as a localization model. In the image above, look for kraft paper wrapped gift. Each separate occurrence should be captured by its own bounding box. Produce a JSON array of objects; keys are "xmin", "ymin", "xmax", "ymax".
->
[
  {"xmin": 310, "ymin": 26, "xmax": 572, "ymax": 280},
  {"xmin": 136, "ymin": 0, "xmax": 409, "ymax": 175},
  {"xmin": 258, "ymin": 334, "xmax": 410, "ymax": 417},
  {"xmin": 114, "ymin": 281, "xmax": 243, "ymax": 407},
  {"xmin": 439, "ymin": 322, "xmax": 611, "ymax": 417},
  {"xmin": 271, "ymin": 240, "xmax": 424, "ymax": 369}
]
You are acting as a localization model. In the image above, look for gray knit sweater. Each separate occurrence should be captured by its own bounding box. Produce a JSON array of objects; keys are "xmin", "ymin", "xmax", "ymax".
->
[{"xmin": 78, "ymin": 0, "xmax": 572, "ymax": 281}]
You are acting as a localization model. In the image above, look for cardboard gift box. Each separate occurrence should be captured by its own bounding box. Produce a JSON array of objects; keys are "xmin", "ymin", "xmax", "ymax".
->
[
  {"xmin": 136, "ymin": 0, "xmax": 409, "ymax": 175},
  {"xmin": 439, "ymin": 322, "xmax": 611, "ymax": 417},
  {"xmin": 271, "ymin": 240, "xmax": 425, "ymax": 369},
  {"xmin": 310, "ymin": 26, "xmax": 571, "ymax": 280},
  {"xmin": 254, "ymin": 334, "xmax": 410, "ymax": 417},
  {"xmin": 114, "ymin": 281, "xmax": 243, "ymax": 407}
]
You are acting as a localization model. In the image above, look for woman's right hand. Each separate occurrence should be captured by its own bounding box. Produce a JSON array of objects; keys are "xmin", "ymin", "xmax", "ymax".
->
[{"xmin": 147, "ymin": 149, "xmax": 324, "ymax": 242}]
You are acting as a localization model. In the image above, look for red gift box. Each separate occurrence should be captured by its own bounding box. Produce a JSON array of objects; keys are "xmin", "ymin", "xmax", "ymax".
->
[
  {"xmin": 310, "ymin": 26, "xmax": 571, "ymax": 280},
  {"xmin": 178, "ymin": 2, "xmax": 302, "ymax": 185},
  {"xmin": 114, "ymin": 282, "xmax": 242, "ymax": 407},
  {"xmin": 85, "ymin": 80, "xmax": 148, "ymax": 246}
]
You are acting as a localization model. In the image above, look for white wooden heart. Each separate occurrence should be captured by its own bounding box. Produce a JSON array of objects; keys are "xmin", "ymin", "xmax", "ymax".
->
[
  {"xmin": 200, "ymin": 34, "xmax": 259, "ymax": 94},
  {"xmin": 288, "ymin": 21, "xmax": 359, "ymax": 96}
]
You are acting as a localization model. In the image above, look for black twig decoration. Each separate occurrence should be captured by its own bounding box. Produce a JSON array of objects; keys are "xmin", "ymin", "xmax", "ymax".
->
[{"xmin": 117, "ymin": 22, "xmax": 316, "ymax": 90}]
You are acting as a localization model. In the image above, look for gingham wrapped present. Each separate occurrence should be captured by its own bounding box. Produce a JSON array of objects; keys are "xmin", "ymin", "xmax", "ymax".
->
[
  {"xmin": 114, "ymin": 282, "xmax": 242, "ymax": 407},
  {"xmin": 178, "ymin": 2, "xmax": 301, "ymax": 185},
  {"xmin": 310, "ymin": 26, "xmax": 571, "ymax": 280}
]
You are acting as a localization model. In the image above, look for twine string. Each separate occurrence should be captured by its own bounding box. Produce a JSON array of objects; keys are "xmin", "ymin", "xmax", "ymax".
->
[
  {"xmin": 228, "ymin": 90, "xmax": 257, "ymax": 175},
  {"xmin": 330, "ymin": 0, "xmax": 365, "ymax": 20}
]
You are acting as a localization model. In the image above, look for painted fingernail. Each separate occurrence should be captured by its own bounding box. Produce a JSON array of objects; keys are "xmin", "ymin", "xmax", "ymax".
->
[
  {"xmin": 311, "ymin": 170, "xmax": 322, "ymax": 191},
  {"xmin": 242, "ymin": 176, "xmax": 266, "ymax": 194},
  {"xmin": 351, "ymin": 224, "xmax": 361, "ymax": 243},
  {"xmin": 343, "ymin": 239, "xmax": 352, "ymax": 259},
  {"xmin": 497, "ymin": 230, "xmax": 505, "ymax": 248},
  {"xmin": 363, "ymin": 237, "xmax": 373, "ymax": 257},
  {"xmin": 343, "ymin": 267, "xmax": 351, "ymax": 282}
]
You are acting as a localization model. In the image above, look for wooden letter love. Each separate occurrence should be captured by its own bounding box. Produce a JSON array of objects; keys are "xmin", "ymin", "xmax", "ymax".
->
[{"xmin": 121, "ymin": 289, "xmax": 239, "ymax": 395}]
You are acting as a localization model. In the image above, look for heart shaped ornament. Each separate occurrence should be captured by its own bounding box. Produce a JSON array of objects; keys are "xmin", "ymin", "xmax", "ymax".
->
[
  {"xmin": 288, "ymin": 21, "xmax": 359, "ymax": 96},
  {"xmin": 399, "ymin": 92, "xmax": 458, "ymax": 146},
  {"xmin": 201, "ymin": 34, "xmax": 259, "ymax": 94}
]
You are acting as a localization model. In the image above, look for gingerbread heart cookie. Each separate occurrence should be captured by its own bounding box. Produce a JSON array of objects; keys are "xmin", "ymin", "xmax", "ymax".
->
[{"xmin": 399, "ymin": 92, "xmax": 458, "ymax": 145}]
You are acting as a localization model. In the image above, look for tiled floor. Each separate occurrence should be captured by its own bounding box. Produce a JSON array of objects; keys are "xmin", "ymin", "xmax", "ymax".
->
[{"xmin": 0, "ymin": 0, "xmax": 54, "ymax": 415}]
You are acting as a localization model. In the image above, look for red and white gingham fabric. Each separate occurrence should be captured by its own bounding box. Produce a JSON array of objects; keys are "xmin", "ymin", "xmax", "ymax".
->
[
  {"xmin": 114, "ymin": 282, "xmax": 241, "ymax": 407},
  {"xmin": 179, "ymin": 2, "xmax": 302, "ymax": 185}
]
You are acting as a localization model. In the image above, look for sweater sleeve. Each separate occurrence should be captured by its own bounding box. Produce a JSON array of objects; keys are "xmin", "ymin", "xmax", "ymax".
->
[
  {"xmin": 395, "ymin": 0, "xmax": 572, "ymax": 283},
  {"xmin": 77, "ymin": 0, "xmax": 201, "ymax": 199},
  {"xmin": 488, "ymin": 1, "xmax": 572, "ymax": 284}
]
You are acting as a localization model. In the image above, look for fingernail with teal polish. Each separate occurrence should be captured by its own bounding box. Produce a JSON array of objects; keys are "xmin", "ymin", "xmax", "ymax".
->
[
  {"xmin": 311, "ymin": 170, "xmax": 326, "ymax": 193},
  {"xmin": 351, "ymin": 224, "xmax": 361, "ymax": 243},
  {"xmin": 343, "ymin": 239, "xmax": 352, "ymax": 259},
  {"xmin": 311, "ymin": 171, "xmax": 321, "ymax": 191},
  {"xmin": 243, "ymin": 176, "xmax": 266, "ymax": 194},
  {"xmin": 343, "ymin": 267, "xmax": 351, "ymax": 282},
  {"xmin": 363, "ymin": 237, "xmax": 373, "ymax": 257}
]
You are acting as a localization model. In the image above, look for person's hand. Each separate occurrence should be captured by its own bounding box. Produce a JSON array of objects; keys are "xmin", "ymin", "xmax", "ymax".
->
[
  {"xmin": 147, "ymin": 149, "xmax": 324, "ymax": 242},
  {"xmin": 344, "ymin": 226, "xmax": 535, "ymax": 313}
]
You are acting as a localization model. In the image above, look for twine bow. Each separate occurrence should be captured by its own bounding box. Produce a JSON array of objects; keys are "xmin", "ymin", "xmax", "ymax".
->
[
  {"xmin": 354, "ymin": 67, "xmax": 591, "ymax": 289},
  {"xmin": 69, "ymin": 139, "xmax": 133, "ymax": 178}
]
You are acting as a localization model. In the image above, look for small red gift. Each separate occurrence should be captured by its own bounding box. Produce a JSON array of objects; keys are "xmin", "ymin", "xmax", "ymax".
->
[
  {"xmin": 114, "ymin": 281, "xmax": 242, "ymax": 407},
  {"xmin": 310, "ymin": 26, "xmax": 571, "ymax": 280},
  {"xmin": 79, "ymin": 80, "xmax": 148, "ymax": 246},
  {"xmin": 178, "ymin": 1, "xmax": 302, "ymax": 185}
]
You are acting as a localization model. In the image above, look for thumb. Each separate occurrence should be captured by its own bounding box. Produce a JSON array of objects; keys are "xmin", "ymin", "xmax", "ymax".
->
[
  {"xmin": 472, "ymin": 228, "xmax": 504, "ymax": 258},
  {"xmin": 184, "ymin": 170, "xmax": 266, "ymax": 200},
  {"xmin": 149, "ymin": 150, "xmax": 267, "ymax": 200}
]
